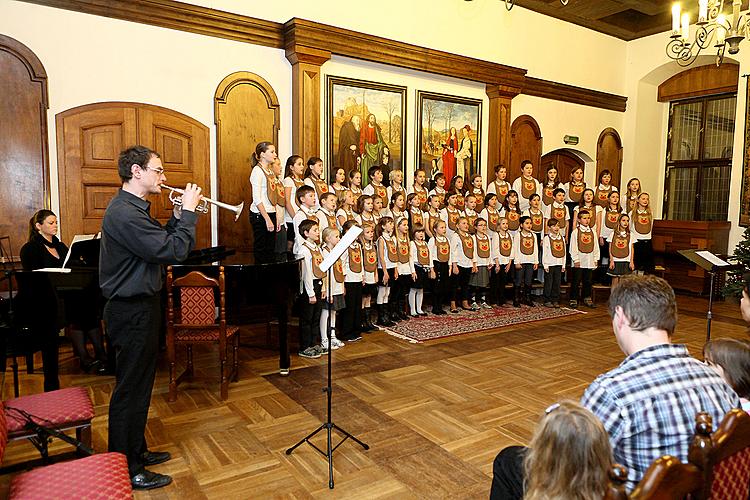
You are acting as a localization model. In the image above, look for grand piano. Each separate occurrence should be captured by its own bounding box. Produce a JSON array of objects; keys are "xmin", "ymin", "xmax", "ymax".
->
[{"xmin": 177, "ymin": 247, "xmax": 301, "ymax": 375}]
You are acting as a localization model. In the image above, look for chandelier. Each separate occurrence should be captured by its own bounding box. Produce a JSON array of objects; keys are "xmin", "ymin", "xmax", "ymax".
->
[{"xmin": 667, "ymin": 0, "xmax": 749, "ymax": 66}]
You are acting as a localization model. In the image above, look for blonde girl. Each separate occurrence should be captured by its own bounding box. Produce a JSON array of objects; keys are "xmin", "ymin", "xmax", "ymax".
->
[
  {"xmin": 607, "ymin": 213, "xmax": 634, "ymax": 287},
  {"xmin": 375, "ymin": 216, "xmax": 397, "ymax": 326},
  {"xmin": 425, "ymin": 194, "xmax": 442, "ymax": 239},
  {"xmin": 427, "ymin": 219, "xmax": 451, "ymax": 315},
  {"xmin": 629, "ymin": 192, "xmax": 653, "ymax": 274},
  {"xmin": 336, "ymin": 189, "xmax": 357, "ymax": 228},
  {"xmin": 387, "ymin": 169, "xmax": 406, "ymax": 203},
  {"xmin": 622, "ymin": 177, "xmax": 641, "ymax": 214},
  {"xmin": 319, "ymin": 227, "xmax": 345, "ymax": 351}
]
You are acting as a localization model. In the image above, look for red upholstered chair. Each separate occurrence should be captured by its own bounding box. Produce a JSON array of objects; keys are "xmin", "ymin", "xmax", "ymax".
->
[
  {"xmin": 166, "ymin": 266, "xmax": 239, "ymax": 401},
  {"xmin": 689, "ymin": 409, "xmax": 750, "ymax": 500},
  {"xmin": 3, "ymin": 386, "xmax": 94, "ymax": 460}
]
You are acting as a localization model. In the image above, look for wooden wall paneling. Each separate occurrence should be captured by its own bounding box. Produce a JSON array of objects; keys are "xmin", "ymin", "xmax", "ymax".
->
[
  {"xmin": 0, "ymin": 34, "xmax": 50, "ymax": 258},
  {"xmin": 596, "ymin": 128, "xmax": 623, "ymax": 190},
  {"xmin": 658, "ymin": 64, "xmax": 740, "ymax": 102},
  {"xmin": 285, "ymin": 45, "xmax": 330, "ymax": 161},
  {"xmin": 214, "ymin": 71, "xmax": 280, "ymax": 254},
  {"xmin": 523, "ymin": 77, "xmax": 627, "ymax": 112},
  {"xmin": 541, "ymin": 149, "xmax": 585, "ymax": 186},
  {"xmin": 57, "ymin": 102, "xmax": 210, "ymax": 248},
  {"xmin": 509, "ymin": 115, "xmax": 543, "ymax": 181},
  {"xmin": 486, "ymin": 85, "xmax": 521, "ymax": 182}
]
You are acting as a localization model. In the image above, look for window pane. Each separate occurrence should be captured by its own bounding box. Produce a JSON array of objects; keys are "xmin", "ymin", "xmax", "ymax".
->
[
  {"xmin": 667, "ymin": 167, "xmax": 697, "ymax": 220},
  {"xmin": 699, "ymin": 165, "xmax": 731, "ymax": 220},
  {"xmin": 670, "ymin": 102, "xmax": 702, "ymax": 161},
  {"xmin": 703, "ymin": 96, "xmax": 736, "ymax": 159}
]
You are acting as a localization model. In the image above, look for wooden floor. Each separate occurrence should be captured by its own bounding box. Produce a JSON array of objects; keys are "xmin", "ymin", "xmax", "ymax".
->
[{"xmin": 0, "ymin": 296, "xmax": 747, "ymax": 499}]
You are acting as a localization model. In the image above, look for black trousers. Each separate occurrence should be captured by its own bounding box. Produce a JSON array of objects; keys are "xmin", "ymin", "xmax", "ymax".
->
[
  {"xmin": 453, "ymin": 266, "xmax": 472, "ymax": 302},
  {"xmin": 104, "ymin": 295, "xmax": 161, "ymax": 476},
  {"xmin": 633, "ymin": 239, "xmax": 654, "ymax": 273},
  {"xmin": 299, "ymin": 280, "xmax": 323, "ymax": 350},
  {"xmin": 432, "ymin": 261, "xmax": 449, "ymax": 310},
  {"xmin": 250, "ymin": 211, "xmax": 277, "ymax": 262},
  {"xmin": 490, "ymin": 445, "xmax": 527, "ymax": 500},
  {"xmin": 543, "ymin": 265, "xmax": 562, "ymax": 303},
  {"xmin": 514, "ymin": 263, "xmax": 534, "ymax": 287},
  {"xmin": 491, "ymin": 265, "xmax": 510, "ymax": 304},
  {"xmin": 571, "ymin": 267, "xmax": 593, "ymax": 301},
  {"xmin": 341, "ymin": 282, "xmax": 363, "ymax": 339},
  {"xmin": 37, "ymin": 326, "xmax": 60, "ymax": 392}
]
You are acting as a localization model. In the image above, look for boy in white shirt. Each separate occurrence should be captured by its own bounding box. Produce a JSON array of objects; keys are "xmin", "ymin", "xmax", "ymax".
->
[
  {"xmin": 569, "ymin": 209, "xmax": 600, "ymax": 309},
  {"xmin": 542, "ymin": 218, "xmax": 566, "ymax": 308},
  {"xmin": 292, "ymin": 185, "xmax": 319, "ymax": 257},
  {"xmin": 512, "ymin": 216, "xmax": 538, "ymax": 307}
]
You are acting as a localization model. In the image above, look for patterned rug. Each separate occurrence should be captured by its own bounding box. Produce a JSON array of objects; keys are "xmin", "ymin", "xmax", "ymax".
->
[{"xmin": 383, "ymin": 305, "xmax": 584, "ymax": 342}]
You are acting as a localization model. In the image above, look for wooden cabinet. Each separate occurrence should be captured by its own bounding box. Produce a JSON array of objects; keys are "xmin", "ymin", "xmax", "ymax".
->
[{"xmin": 652, "ymin": 220, "xmax": 730, "ymax": 294}]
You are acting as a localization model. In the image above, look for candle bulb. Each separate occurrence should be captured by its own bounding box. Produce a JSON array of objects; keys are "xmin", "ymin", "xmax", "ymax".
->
[
  {"xmin": 699, "ymin": 0, "xmax": 708, "ymax": 23},
  {"xmin": 717, "ymin": 14, "xmax": 727, "ymax": 44},
  {"xmin": 672, "ymin": 3, "xmax": 681, "ymax": 33},
  {"xmin": 682, "ymin": 12, "xmax": 690, "ymax": 41}
]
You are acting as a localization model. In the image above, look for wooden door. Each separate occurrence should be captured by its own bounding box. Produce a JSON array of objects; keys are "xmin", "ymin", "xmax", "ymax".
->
[
  {"xmin": 0, "ymin": 35, "xmax": 49, "ymax": 258},
  {"xmin": 57, "ymin": 103, "xmax": 211, "ymax": 247},
  {"xmin": 215, "ymin": 72, "xmax": 280, "ymax": 253},
  {"xmin": 509, "ymin": 115, "xmax": 543, "ymax": 182},
  {"xmin": 596, "ymin": 128, "xmax": 623, "ymax": 190},
  {"xmin": 541, "ymin": 149, "xmax": 585, "ymax": 186}
]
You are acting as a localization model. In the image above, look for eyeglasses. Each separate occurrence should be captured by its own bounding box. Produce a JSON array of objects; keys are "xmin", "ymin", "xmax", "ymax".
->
[{"xmin": 145, "ymin": 166, "xmax": 165, "ymax": 175}]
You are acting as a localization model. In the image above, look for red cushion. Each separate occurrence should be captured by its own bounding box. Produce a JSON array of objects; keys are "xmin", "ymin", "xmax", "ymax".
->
[
  {"xmin": 179, "ymin": 286, "xmax": 215, "ymax": 325},
  {"xmin": 176, "ymin": 325, "xmax": 239, "ymax": 342},
  {"xmin": 0, "ymin": 401, "xmax": 8, "ymax": 461},
  {"xmin": 4, "ymin": 387, "xmax": 94, "ymax": 435},
  {"xmin": 712, "ymin": 447, "xmax": 750, "ymax": 499},
  {"xmin": 9, "ymin": 452, "xmax": 132, "ymax": 499}
]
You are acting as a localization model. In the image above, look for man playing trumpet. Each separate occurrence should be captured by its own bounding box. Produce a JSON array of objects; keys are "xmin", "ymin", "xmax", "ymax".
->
[{"xmin": 100, "ymin": 145, "xmax": 202, "ymax": 490}]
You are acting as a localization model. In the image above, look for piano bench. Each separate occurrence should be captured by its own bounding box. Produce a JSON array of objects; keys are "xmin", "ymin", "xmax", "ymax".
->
[{"xmin": 4, "ymin": 387, "xmax": 94, "ymax": 458}]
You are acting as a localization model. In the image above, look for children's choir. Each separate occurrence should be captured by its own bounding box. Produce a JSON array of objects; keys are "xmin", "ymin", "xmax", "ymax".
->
[{"xmin": 266, "ymin": 149, "xmax": 653, "ymax": 358}]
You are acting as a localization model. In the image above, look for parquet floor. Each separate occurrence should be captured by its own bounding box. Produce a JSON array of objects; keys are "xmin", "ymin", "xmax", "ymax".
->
[{"xmin": 0, "ymin": 296, "xmax": 747, "ymax": 499}]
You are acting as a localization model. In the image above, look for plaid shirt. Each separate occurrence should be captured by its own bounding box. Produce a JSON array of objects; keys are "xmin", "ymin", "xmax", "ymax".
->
[{"xmin": 581, "ymin": 343, "xmax": 740, "ymax": 491}]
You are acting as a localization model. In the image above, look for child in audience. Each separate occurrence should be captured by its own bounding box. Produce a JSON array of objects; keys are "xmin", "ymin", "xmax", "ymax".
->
[
  {"xmin": 409, "ymin": 168, "xmax": 429, "ymax": 210},
  {"xmin": 704, "ymin": 339, "xmax": 750, "ymax": 413},
  {"xmin": 513, "ymin": 216, "xmax": 538, "ymax": 307},
  {"xmin": 316, "ymin": 192, "xmax": 338, "ymax": 236},
  {"xmin": 487, "ymin": 164, "xmax": 510, "ymax": 205},
  {"xmin": 569, "ymin": 209, "xmax": 600, "ymax": 309},
  {"xmin": 297, "ymin": 219, "xmax": 324, "ymax": 359},
  {"xmin": 428, "ymin": 172, "xmax": 447, "ymax": 207},
  {"xmin": 542, "ymin": 218, "xmax": 566, "ymax": 308},
  {"xmin": 387, "ymin": 169, "xmax": 405, "ymax": 202},
  {"xmin": 340, "ymin": 220, "xmax": 364, "ymax": 342},
  {"xmin": 349, "ymin": 169, "xmax": 363, "ymax": 206},
  {"xmin": 376, "ymin": 216, "xmax": 397, "ymax": 326},
  {"xmin": 360, "ymin": 222, "xmax": 378, "ymax": 331},
  {"xmin": 503, "ymin": 190, "xmax": 521, "ymax": 235},
  {"xmin": 630, "ymin": 193, "xmax": 654, "ymax": 274},
  {"xmin": 450, "ymin": 175, "xmax": 466, "ymax": 211},
  {"xmin": 336, "ymin": 189, "xmax": 356, "ymax": 227},
  {"xmin": 441, "ymin": 191, "xmax": 463, "ymax": 238},
  {"xmin": 467, "ymin": 174, "xmax": 485, "ymax": 212},
  {"xmin": 407, "ymin": 193, "xmax": 426, "ymax": 231},
  {"xmin": 512, "ymin": 160, "xmax": 541, "ymax": 212},
  {"xmin": 303, "ymin": 157, "xmax": 328, "ymax": 205},
  {"xmin": 494, "ymin": 217, "xmax": 514, "ymax": 306},
  {"xmin": 363, "ymin": 166, "xmax": 388, "ymax": 202},
  {"xmin": 608, "ymin": 214, "xmax": 634, "ymax": 287},
  {"xmin": 292, "ymin": 185, "xmax": 319, "ymax": 255},
  {"xmin": 522, "ymin": 401, "xmax": 613, "ymax": 500},
  {"xmin": 319, "ymin": 227, "xmax": 345, "ymax": 351},
  {"xmin": 356, "ymin": 194, "xmax": 377, "ymax": 226},
  {"xmin": 409, "ymin": 225, "xmax": 432, "ymax": 316},
  {"xmin": 541, "ymin": 165, "xmax": 561, "ymax": 212},
  {"xmin": 428, "ymin": 219, "xmax": 451, "ymax": 315},
  {"xmin": 450, "ymin": 216, "xmax": 477, "ymax": 311},
  {"xmin": 425, "ymin": 194, "xmax": 442, "ymax": 239},
  {"xmin": 392, "ymin": 217, "xmax": 414, "ymax": 321},
  {"xmin": 594, "ymin": 169, "xmax": 617, "ymax": 208},
  {"xmin": 622, "ymin": 177, "xmax": 641, "ymax": 214},
  {"xmin": 464, "ymin": 193, "xmax": 479, "ymax": 233},
  {"xmin": 470, "ymin": 218, "xmax": 494, "ymax": 309}
]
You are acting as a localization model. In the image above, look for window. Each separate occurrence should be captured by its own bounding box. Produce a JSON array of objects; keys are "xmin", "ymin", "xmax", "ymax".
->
[{"xmin": 665, "ymin": 94, "xmax": 736, "ymax": 221}]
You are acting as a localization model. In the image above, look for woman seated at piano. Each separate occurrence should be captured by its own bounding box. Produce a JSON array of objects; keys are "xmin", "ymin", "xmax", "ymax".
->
[{"xmin": 20, "ymin": 210, "xmax": 108, "ymax": 380}]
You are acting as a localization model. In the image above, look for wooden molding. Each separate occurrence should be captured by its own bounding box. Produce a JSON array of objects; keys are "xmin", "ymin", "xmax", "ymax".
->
[
  {"xmin": 486, "ymin": 85, "xmax": 520, "ymax": 176},
  {"xmin": 658, "ymin": 64, "xmax": 739, "ymax": 102},
  {"xmin": 0, "ymin": 33, "xmax": 49, "ymax": 107},
  {"xmin": 286, "ymin": 46, "xmax": 330, "ymax": 160},
  {"xmin": 523, "ymin": 77, "xmax": 627, "ymax": 112}
]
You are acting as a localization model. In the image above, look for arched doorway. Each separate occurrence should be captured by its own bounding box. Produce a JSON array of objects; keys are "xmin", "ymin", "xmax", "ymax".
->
[
  {"xmin": 540, "ymin": 148, "xmax": 590, "ymax": 185},
  {"xmin": 596, "ymin": 128, "xmax": 623, "ymax": 190},
  {"xmin": 508, "ymin": 115, "xmax": 542, "ymax": 181}
]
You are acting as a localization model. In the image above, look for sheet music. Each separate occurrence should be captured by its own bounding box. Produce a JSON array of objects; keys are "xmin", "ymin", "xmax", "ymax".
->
[
  {"xmin": 695, "ymin": 250, "xmax": 730, "ymax": 267},
  {"xmin": 320, "ymin": 226, "xmax": 363, "ymax": 272},
  {"xmin": 33, "ymin": 267, "xmax": 72, "ymax": 273},
  {"xmin": 62, "ymin": 233, "xmax": 99, "ymax": 268}
]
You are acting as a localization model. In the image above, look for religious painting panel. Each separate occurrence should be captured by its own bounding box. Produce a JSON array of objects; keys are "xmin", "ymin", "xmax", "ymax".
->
[
  {"xmin": 416, "ymin": 91, "xmax": 482, "ymax": 184},
  {"xmin": 326, "ymin": 76, "xmax": 406, "ymax": 185}
]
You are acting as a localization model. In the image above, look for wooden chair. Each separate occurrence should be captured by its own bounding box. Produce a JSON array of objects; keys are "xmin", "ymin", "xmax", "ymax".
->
[
  {"xmin": 627, "ymin": 456, "xmax": 703, "ymax": 500},
  {"xmin": 689, "ymin": 409, "xmax": 750, "ymax": 500},
  {"xmin": 166, "ymin": 266, "xmax": 239, "ymax": 401}
]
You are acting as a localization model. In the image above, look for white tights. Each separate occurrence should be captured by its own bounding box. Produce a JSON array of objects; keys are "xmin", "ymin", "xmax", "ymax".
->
[
  {"xmin": 376, "ymin": 286, "xmax": 390, "ymax": 304},
  {"xmin": 408, "ymin": 289, "xmax": 425, "ymax": 315},
  {"xmin": 319, "ymin": 308, "xmax": 338, "ymax": 346}
]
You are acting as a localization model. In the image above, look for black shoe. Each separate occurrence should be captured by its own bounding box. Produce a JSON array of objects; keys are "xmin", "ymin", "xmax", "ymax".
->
[
  {"xmin": 142, "ymin": 450, "xmax": 172, "ymax": 466},
  {"xmin": 131, "ymin": 469, "xmax": 173, "ymax": 490}
]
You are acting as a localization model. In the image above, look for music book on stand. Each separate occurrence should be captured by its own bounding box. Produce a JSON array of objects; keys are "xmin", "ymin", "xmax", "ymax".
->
[{"xmin": 34, "ymin": 233, "xmax": 101, "ymax": 273}]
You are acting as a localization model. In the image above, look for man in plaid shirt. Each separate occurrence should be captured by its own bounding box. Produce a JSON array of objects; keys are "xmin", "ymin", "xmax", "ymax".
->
[{"xmin": 490, "ymin": 275, "xmax": 739, "ymax": 499}]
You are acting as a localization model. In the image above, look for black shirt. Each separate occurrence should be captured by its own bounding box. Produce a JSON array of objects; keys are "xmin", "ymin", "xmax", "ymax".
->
[
  {"xmin": 20, "ymin": 234, "xmax": 69, "ymax": 271},
  {"xmin": 99, "ymin": 189, "xmax": 197, "ymax": 299}
]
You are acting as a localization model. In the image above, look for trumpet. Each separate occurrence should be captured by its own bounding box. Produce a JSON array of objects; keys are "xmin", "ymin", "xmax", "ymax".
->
[{"xmin": 161, "ymin": 184, "xmax": 244, "ymax": 222}]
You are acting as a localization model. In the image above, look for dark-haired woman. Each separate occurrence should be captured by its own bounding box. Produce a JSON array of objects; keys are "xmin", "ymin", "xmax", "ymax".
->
[{"xmin": 249, "ymin": 142, "xmax": 282, "ymax": 261}]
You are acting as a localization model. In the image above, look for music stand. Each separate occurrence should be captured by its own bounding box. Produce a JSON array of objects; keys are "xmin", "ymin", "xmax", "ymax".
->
[
  {"xmin": 678, "ymin": 249, "xmax": 738, "ymax": 343},
  {"xmin": 286, "ymin": 226, "xmax": 369, "ymax": 489}
]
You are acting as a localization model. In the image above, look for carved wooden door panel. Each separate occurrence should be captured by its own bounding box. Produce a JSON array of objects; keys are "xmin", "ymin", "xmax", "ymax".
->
[
  {"xmin": 541, "ymin": 149, "xmax": 585, "ymax": 186},
  {"xmin": 0, "ymin": 35, "xmax": 49, "ymax": 258},
  {"xmin": 596, "ymin": 128, "xmax": 623, "ymax": 190},
  {"xmin": 57, "ymin": 103, "xmax": 210, "ymax": 247},
  {"xmin": 509, "ymin": 115, "xmax": 543, "ymax": 181}
]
